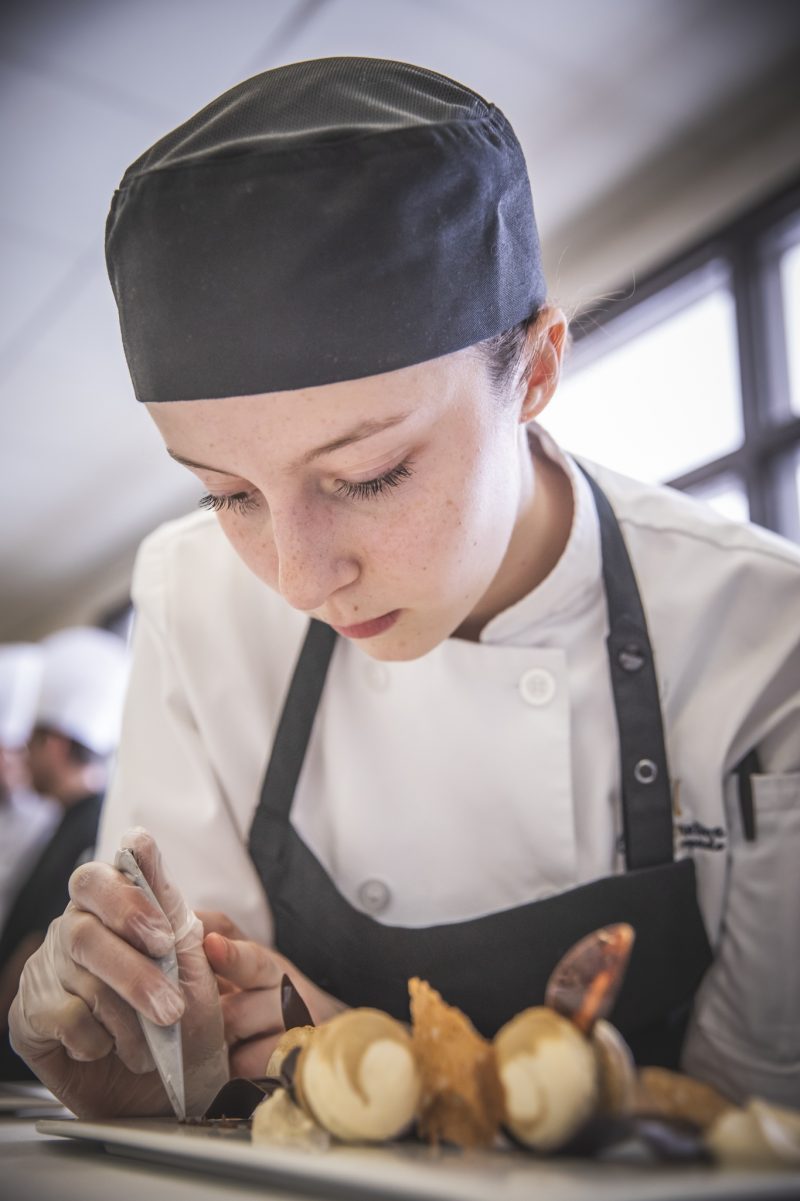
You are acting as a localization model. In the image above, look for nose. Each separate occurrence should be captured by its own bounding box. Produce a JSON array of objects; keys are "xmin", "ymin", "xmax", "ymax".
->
[{"xmin": 272, "ymin": 501, "xmax": 358, "ymax": 613}]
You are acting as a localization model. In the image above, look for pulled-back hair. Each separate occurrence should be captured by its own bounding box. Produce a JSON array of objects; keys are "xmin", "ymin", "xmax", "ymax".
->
[{"xmin": 474, "ymin": 311, "xmax": 541, "ymax": 400}]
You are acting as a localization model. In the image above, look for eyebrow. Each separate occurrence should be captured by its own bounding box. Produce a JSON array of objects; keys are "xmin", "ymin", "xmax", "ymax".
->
[
  {"xmin": 166, "ymin": 411, "xmax": 412, "ymax": 475},
  {"xmin": 296, "ymin": 412, "xmax": 412, "ymax": 465},
  {"xmin": 167, "ymin": 449, "xmax": 238, "ymax": 473}
]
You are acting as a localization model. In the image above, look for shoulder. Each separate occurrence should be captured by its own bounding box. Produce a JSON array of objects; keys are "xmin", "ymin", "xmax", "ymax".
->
[
  {"xmin": 581, "ymin": 457, "xmax": 800, "ymax": 580},
  {"xmin": 131, "ymin": 509, "xmax": 265, "ymax": 618},
  {"xmin": 577, "ymin": 458, "xmax": 800, "ymax": 712},
  {"xmin": 129, "ymin": 509, "xmax": 307, "ymax": 676},
  {"xmin": 132, "ymin": 509, "xmax": 236, "ymax": 595}
]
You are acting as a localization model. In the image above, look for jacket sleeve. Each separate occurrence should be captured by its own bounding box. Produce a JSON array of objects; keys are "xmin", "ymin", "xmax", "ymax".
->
[{"xmin": 96, "ymin": 526, "xmax": 274, "ymax": 946}]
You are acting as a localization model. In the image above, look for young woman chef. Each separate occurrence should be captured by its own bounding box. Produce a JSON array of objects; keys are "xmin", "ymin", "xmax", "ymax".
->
[{"xmin": 10, "ymin": 57, "xmax": 800, "ymax": 1119}]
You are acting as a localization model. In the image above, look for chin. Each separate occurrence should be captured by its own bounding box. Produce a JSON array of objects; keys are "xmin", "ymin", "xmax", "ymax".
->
[{"xmin": 359, "ymin": 616, "xmax": 453, "ymax": 663}]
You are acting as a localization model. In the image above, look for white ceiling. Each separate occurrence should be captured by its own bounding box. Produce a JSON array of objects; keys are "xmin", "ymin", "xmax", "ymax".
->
[{"xmin": 2, "ymin": 0, "xmax": 800, "ymax": 640}]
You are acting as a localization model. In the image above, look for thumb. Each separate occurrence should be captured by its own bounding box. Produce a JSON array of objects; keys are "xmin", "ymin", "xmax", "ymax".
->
[
  {"xmin": 204, "ymin": 934, "xmax": 283, "ymax": 992},
  {"xmin": 197, "ymin": 910, "xmax": 246, "ymax": 941}
]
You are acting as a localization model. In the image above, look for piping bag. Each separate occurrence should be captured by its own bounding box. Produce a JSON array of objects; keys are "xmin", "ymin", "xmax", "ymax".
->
[{"xmin": 115, "ymin": 847, "xmax": 187, "ymax": 1120}]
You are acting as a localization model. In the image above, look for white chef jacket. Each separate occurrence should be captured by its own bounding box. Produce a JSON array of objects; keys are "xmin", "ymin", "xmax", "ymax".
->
[{"xmin": 98, "ymin": 427, "xmax": 800, "ymax": 1105}]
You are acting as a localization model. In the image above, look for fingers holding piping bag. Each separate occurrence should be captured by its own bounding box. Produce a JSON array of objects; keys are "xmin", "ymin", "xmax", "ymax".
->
[
  {"xmin": 9, "ymin": 909, "xmax": 174, "ymax": 1118},
  {"xmin": 114, "ymin": 830, "xmax": 229, "ymax": 1116}
]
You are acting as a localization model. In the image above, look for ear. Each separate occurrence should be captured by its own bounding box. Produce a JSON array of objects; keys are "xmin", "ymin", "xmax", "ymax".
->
[{"xmin": 519, "ymin": 308, "xmax": 569, "ymax": 424}]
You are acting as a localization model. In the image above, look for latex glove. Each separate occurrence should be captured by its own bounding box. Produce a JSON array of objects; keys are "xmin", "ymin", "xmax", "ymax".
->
[
  {"xmin": 9, "ymin": 828, "xmax": 228, "ymax": 1118},
  {"xmin": 199, "ymin": 911, "xmax": 347, "ymax": 1078}
]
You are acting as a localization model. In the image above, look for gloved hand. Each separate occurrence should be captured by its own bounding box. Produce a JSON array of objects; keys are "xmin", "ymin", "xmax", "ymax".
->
[
  {"xmin": 8, "ymin": 828, "xmax": 228, "ymax": 1119},
  {"xmin": 200, "ymin": 911, "xmax": 347, "ymax": 1078}
]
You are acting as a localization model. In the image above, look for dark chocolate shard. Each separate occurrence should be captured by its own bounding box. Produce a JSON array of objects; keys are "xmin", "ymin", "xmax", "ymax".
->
[
  {"xmin": 203, "ymin": 1075, "xmax": 282, "ymax": 1119},
  {"xmin": 544, "ymin": 924, "xmax": 635, "ymax": 1034},
  {"xmin": 281, "ymin": 972, "xmax": 314, "ymax": 1029}
]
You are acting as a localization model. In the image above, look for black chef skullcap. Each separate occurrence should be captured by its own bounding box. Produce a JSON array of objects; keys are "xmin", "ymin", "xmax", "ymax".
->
[{"xmin": 105, "ymin": 57, "xmax": 546, "ymax": 401}]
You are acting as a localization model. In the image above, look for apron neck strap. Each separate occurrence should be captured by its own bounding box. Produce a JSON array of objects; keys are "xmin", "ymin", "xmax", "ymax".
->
[
  {"xmin": 578, "ymin": 463, "xmax": 674, "ymax": 868},
  {"xmin": 251, "ymin": 618, "xmax": 337, "ymax": 884}
]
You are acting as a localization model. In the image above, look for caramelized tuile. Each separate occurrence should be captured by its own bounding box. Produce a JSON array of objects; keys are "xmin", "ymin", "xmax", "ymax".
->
[
  {"xmin": 545, "ymin": 924, "xmax": 635, "ymax": 1034},
  {"xmin": 409, "ymin": 977, "xmax": 504, "ymax": 1149}
]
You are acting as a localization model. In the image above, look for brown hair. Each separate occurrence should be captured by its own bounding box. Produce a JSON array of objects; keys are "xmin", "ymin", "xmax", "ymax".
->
[
  {"xmin": 475, "ymin": 305, "xmax": 574, "ymax": 403},
  {"xmin": 474, "ymin": 311, "xmax": 541, "ymax": 400}
]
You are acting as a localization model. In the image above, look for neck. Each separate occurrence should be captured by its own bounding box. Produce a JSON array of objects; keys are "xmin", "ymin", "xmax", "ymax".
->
[{"xmin": 455, "ymin": 432, "xmax": 574, "ymax": 641}]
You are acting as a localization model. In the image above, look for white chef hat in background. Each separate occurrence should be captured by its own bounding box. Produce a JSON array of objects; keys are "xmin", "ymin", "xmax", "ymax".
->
[
  {"xmin": 36, "ymin": 627, "xmax": 130, "ymax": 757},
  {"xmin": 0, "ymin": 643, "xmax": 44, "ymax": 748}
]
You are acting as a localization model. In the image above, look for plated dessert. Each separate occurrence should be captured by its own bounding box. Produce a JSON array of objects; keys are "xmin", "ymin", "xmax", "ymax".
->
[{"xmin": 200, "ymin": 925, "xmax": 800, "ymax": 1169}]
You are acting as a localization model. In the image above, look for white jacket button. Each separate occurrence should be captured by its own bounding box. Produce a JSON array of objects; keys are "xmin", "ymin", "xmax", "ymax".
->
[
  {"xmin": 519, "ymin": 667, "xmax": 556, "ymax": 707},
  {"xmin": 358, "ymin": 878, "xmax": 391, "ymax": 914}
]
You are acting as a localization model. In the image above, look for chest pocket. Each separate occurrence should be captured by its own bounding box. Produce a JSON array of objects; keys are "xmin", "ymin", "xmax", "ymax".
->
[{"xmin": 713, "ymin": 772, "xmax": 800, "ymax": 1061}]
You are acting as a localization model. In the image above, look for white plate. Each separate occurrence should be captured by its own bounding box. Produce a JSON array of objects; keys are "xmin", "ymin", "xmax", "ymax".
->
[{"xmin": 36, "ymin": 1117, "xmax": 800, "ymax": 1201}]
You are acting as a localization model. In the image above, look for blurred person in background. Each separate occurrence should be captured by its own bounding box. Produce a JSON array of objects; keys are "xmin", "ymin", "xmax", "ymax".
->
[
  {"xmin": 0, "ymin": 626, "xmax": 129, "ymax": 1079},
  {"xmin": 0, "ymin": 644, "xmax": 58, "ymax": 935}
]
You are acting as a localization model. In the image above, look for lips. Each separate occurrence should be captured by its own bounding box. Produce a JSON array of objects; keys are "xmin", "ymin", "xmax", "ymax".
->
[{"xmin": 330, "ymin": 610, "xmax": 401, "ymax": 639}]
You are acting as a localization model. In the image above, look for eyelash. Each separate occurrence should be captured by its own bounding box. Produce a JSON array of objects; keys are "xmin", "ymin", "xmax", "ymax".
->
[
  {"xmin": 197, "ymin": 459, "xmax": 415, "ymax": 515},
  {"xmin": 333, "ymin": 459, "xmax": 415, "ymax": 500},
  {"xmin": 198, "ymin": 491, "xmax": 260, "ymax": 516}
]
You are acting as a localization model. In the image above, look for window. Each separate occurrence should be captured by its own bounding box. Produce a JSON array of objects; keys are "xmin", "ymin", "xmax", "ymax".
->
[
  {"xmin": 782, "ymin": 234, "xmax": 800, "ymax": 417},
  {"xmin": 541, "ymin": 177, "xmax": 800, "ymax": 540},
  {"xmin": 544, "ymin": 263, "xmax": 742, "ymax": 484},
  {"xmin": 776, "ymin": 444, "xmax": 800, "ymax": 544}
]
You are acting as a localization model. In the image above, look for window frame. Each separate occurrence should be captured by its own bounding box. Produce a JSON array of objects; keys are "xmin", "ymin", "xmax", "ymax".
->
[{"xmin": 565, "ymin": 173, "xmax": 800, "ymax": 536}]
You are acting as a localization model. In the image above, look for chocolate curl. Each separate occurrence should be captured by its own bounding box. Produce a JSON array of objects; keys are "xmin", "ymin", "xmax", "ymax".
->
[
  {"xmin": 200, "ymin": 977, "xmax": 313, "ymax": 1121},
  {"xmin": 202, "ymin": 1076, "xmax": 281, "ymax": 1119},
  {"xmin": 545, "ymin": 924, "xmax": 635, "ymax": 1035},
  {"xmin": 279, "ymin": 1045, "xmax": 302, "ymax": 1097},
  {"xmin": 281, "ymin": 973, "xmax": 314, "ymax": 1030}
]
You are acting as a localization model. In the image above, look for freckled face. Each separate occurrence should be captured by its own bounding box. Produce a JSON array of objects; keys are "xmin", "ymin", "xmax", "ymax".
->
[{"xmin": 146, "ymin": 350, "xmax": 528, "ymax": 661}]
